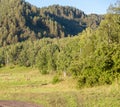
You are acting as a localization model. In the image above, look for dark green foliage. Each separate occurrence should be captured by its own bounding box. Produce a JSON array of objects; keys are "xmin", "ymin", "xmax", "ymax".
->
[
  {"xmin": 0, "ymin": 48, "xmax": 5, "ymax": 67},
  {"xmin": 70, "ymin": 1, "xmax": 120, "ymax": 87}
]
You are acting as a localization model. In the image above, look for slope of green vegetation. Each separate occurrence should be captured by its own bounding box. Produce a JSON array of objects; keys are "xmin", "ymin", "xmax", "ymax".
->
[
  {"xmin": 0, "ymin": 0, "xmax": 120, "ymax": 93},
  {"xmin": 0, "ymin": 1, "xmax": 120, "ymax": 87},
  {"xmin": 0, "ymin": 0, "xmax": 102, "ymax": 46}
]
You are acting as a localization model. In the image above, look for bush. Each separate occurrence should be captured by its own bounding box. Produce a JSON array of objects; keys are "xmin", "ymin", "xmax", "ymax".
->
[
  {"xmin": 40, "ymin": 69, "xmax": 48, "ymax": 75},
  {"xmin": 52, "ymin": 75, "xmax": 61, "ymax": 84}
]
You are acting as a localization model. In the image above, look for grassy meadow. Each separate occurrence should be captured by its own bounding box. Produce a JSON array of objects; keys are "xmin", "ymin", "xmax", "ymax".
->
[{"xmin": 0, "ymin": 66, "xmax": 120, "ymax": 107}]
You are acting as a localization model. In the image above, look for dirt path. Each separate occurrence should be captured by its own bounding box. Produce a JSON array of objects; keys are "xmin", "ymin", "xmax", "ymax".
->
[{"xmin": 0, "ymin": 100, "xmax": 43, "ymax": 107}]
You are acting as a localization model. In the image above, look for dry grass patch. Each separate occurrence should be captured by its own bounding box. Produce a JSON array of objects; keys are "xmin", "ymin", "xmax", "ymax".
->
[{"xmin": 0, "ymin": 66, "xmax": 120, "ymax": 107}]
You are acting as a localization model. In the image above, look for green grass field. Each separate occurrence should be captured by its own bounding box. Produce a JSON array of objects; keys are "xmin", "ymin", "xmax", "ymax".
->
[{"xmin": 0, "ymin": 66, "xmax": 120, "ymax": 107}]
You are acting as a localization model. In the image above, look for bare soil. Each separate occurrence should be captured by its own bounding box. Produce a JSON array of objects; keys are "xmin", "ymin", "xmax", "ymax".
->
[{"xmin": 0, "ymin": 100, "xmax": 43, "ymax": 107}]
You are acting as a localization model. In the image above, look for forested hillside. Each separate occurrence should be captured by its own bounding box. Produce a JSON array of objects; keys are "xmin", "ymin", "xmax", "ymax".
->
[
  {"xmin": 0, "ymin": 0, "xmax": 120, "ymax": 88},
  {"xmin": 0, "ymin": 0, "xmax": 103, "ymax": 46}
]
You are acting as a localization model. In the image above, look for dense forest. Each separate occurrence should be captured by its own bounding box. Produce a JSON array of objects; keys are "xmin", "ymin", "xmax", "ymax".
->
[
  {"xmin": 0, "ymin": 0, "xmax": 120, "ymax": 88},
  {"xmin": 0, "ymin": 0, "xmax": 103, "ymax": 46}
]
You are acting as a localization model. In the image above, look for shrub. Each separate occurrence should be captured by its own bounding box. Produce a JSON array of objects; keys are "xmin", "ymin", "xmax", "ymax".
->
[
  {"xmin": 40, "ymin": 69, "xmax": 48, "ymax": 75},
  {"xmin": 52, "ymin": 75, "xmax": 61, "ymax": 84}
]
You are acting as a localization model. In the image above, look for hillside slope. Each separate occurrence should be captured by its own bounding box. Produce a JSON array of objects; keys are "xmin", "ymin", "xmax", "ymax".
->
[{"xmin": 0, "ymin": 0, "xmax": 103, "ymax": 46}]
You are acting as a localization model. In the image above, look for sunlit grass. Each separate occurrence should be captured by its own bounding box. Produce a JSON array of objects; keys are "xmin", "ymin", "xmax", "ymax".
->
[{"xmin": 0, "ymin": 66, "xmax": 120, "ymax": 107}]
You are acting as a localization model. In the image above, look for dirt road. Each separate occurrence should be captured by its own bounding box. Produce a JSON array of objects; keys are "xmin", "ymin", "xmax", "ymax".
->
[{"xmin": 0, "ymin": 100, "xmax": 43, "ymax": 107}]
